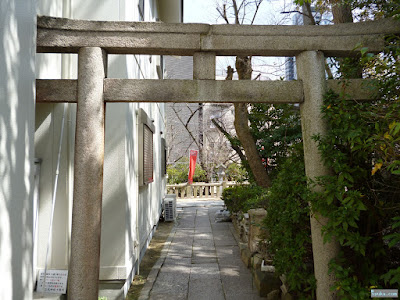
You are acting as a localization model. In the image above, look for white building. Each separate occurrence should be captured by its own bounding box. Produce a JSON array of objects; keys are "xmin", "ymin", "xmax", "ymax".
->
[{"xmin": 1, "ymin": 0, "xmax": 182, "ymax": 299}]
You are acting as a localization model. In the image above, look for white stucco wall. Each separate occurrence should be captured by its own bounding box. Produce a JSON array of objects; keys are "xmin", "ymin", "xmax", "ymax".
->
[
  {"xmin": 35, "ymin": 0, "xmax": 74, "ymax": 276},
  {"xmin": 0, "ymin": 0, "xmax": 172, "ymax": 297},
  {"xmin": 34, "ymin": 0, "xmax": 169, "ymax": 293},
  {"xmin": 0, "ymin": 0, "xmax": 36, "ymax": 299}
]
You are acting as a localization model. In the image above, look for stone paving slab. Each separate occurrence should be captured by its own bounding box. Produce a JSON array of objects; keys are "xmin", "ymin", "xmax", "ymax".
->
[
  {"xmin": 149, "ymin": 292, "xmax": 187, "ymax": 300},
  {"xmin": 190, "ymin": 263, "xmax": 220, "ymax": 279},
  {"xmin": 192, "ymin": 244, "xmax": 215, "ymax": 252},
  {"xmin": 224, "ymin": 291, "xmax": 266, "ymax": 300},
  {"xmin": 194, "ymin": 227, "xmax": 212, "ymax": 233},
  {"xmin": 191, "ymin": 257, "xmax": 218, "ymax": 264},
  {"xmin": 142, "ymin": 198, "xmax": 265, "ymax": 300},
  {"xmin": 188, "ymin": 278, "xmax": 225, "ymax": 300},
  {"xmin": 150, "ymin": 272, "xmax": 189, "ymax": 295},
  {"xmin": 193, "ymin": 232, "xmax": 213, "ymax": 240},
  {"xmin": 214, "ymin": 238, "xmax": 238, "ymax": 247}
]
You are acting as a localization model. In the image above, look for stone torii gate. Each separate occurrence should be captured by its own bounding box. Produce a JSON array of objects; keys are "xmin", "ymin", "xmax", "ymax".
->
[{"xmin": 36, "ymin": 16, "xmax": 399, "ymax": 300}]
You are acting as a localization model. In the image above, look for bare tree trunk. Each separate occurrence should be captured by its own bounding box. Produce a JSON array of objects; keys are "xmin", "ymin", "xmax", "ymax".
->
[
  {"xmin": 302, "ymin": 3, "xmax": 315, "ymax": 25},
  {"xmin": 216, "ymin": 1, "xmax": 271, "ymax": 188},
  {"xmin": 234, "ymin": 103, "xmax": 271, "ymax": 188},
  {"xmin": 329, "ymin": 0, "xmax": 353, "ymax": 24},
  {"xmin": 232, "ymin": 56, "xmax": 271, "ymax": 188},
  {"xmin": 329, "ymin": 0, "xmax": 362, "ymax": 78}
]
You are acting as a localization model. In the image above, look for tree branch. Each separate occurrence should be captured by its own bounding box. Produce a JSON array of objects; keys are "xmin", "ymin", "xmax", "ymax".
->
[
  {"xmin": 211, "ymin": 118, "xmax": 247, "ymax": 164},
  {"xmin": 185, "ymin": 105, "xmax": 200, "ymax": 128},
  {"xmin": 303, "ymin": 2, "xmax": 316, "ymax": 25},
  {"xmin": 172, "ymin": 106, "xmax": 200, "ymax": 149},
  {"xmin": 232, "ymin": 0, "xmax": 240, "ymax": 24},
  {"xmin": 250, "ymin": 0, "xmax": 263, "ymax": 25},
  {"xmin": 281, "ymin": 10, "xmax": 303, "ymax": 15},
  {"xmin": 216, "ymin": 4, "xmax": 230, "ymax": 24}
]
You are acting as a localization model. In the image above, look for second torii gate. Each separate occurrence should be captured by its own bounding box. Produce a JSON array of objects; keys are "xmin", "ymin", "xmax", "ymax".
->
[{"xmin": 36, "ymin": 16, "xmax": 399, "ymax": 300}]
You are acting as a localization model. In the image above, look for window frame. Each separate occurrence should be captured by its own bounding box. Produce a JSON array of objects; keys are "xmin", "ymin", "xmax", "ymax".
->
[
  {"xmin": 161, "ymin": 137, "xmax": 167, "ymax": 177},
  {"xmin": 138, "ymin": 108, "xmax": 155, "ymax": 186}
]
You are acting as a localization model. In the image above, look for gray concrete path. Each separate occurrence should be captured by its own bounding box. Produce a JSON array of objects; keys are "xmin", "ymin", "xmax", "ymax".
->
[{"xmin": 140, "ymin": 198, "xmax": 265, "ymax": 300}]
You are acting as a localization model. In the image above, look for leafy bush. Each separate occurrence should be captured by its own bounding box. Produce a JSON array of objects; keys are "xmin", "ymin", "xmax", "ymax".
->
[
  {"xmin": 225, "ymin": 162, "xmax": 247, "ymax": 182},
  {"xmin": 309, "ymin": 40, "xmax": 400, "ymax": 298},
  {"xmin": 167, "ymin": 157, "xmax": 207, "ymax": 184},
  {"xmin": 263, "ymin": 144, "xmax": 316, "ymax": 299},
  {"xmin": 249, "ymin": 103, "xmax": 302, "ymax": 179},
  {"xmin": 221, "ymin": 184, "xmax": 267, "ymax": 213},
  {"xmin": 262, "ymin": 38, "xmax": 400, "ymax": 299}
]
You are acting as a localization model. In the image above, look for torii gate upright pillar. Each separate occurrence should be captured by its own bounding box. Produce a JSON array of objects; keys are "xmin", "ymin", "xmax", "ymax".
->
[
  {"xmin": 68, "ymin": 47, "xmax": 107, "ymax": 300},
  {"xmin": 296, "ymin": 51, "xmax": 340, "ymax": 299}
]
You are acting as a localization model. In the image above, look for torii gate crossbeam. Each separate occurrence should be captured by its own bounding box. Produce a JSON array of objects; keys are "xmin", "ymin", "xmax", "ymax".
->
[{"xmin": 35, "ymin": 15, "xmax": 399, "ymax": 300}]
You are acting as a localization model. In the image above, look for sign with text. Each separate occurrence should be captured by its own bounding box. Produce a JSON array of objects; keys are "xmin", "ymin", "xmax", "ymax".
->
[
  {"xmin": 36, "ymin": 270, "xmax": 68, "ymax": 294},
  {"xmin": 371, "ymin": 289, "xmax": 398, "ymax": 298}
]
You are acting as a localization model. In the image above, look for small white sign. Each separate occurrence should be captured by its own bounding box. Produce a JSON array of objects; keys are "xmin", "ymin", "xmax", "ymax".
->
[{"xmin": 36, "ymin": 270, "xmax": 68, "ymax": 294}]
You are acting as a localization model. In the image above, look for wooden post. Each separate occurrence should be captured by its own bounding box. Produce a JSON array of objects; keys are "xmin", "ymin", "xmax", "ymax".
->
[
  {"xmin": 68, "ymin": 47, "xmax": 107, "ymax": 300},
  {"xmin": 296, "ymin": 51, "xmax": 340, "ymax": 300}
]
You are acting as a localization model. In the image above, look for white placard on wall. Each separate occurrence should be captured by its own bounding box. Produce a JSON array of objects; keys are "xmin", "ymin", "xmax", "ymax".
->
[{"xmin": 36, "ymin": 270, "xmax": 68, "ymax": 294}]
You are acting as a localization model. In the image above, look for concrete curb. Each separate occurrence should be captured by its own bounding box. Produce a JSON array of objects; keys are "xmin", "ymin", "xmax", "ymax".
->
[{"xmin": 138, "ymin": 226, "xmax": 176, "ymax": 300}]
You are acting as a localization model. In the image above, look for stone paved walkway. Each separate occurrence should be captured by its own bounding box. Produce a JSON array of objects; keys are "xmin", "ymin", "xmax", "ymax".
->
[{"xmin": 139, "ymin": 198, "xmax": 265, "ymax": 300}]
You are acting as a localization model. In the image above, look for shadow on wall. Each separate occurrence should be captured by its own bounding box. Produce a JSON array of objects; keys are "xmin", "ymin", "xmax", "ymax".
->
[{"xmin": 0, "ymin": 0, "xmax": 36, "ymax": 299}]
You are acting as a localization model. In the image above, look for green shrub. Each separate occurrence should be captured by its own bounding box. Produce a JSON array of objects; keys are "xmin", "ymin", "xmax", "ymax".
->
[
  {"xmin": 249, "ymin": 103, "xmax": 302, "ymax": 180},
  {"xmin": 263, "ymin": 144, "xmax": 315, "ymax": 299},
  {"xmin": 167, "ymin": 157, "xmax": 207, "ymax": 184},
  {"xmin": 309, "ymin": 40, "xmax": 400, "ymax": 298},
  {"xmin": 225, "ymin": 162, "xmax": 247, "ymax": 182},
  {"xmin": 221, "ymin": 184, "xmax": 267, "ymax": 213},
  {"xmin": 262, "ymin": 38, "xmax": 400, "ymax": 298}
]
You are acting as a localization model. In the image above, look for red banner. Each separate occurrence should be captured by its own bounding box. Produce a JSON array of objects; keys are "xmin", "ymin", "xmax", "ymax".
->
[{"xmin": 188, "ymin": 150, "xmax": 198, "ymax": 184}]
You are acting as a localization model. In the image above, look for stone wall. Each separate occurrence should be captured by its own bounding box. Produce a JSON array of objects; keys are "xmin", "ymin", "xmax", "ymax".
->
[{"xmin": 231, "ymin": 209, "xmax": 293, "ymax": 299}]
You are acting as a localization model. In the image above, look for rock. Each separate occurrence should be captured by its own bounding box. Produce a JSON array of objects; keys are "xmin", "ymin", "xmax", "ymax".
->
[
  {"xmin": 253, "ymin": 269, "xmax": 281, "ymax": 297},
  {"xmin": 280, "ymin": 282, "xmax": 293, "ymax": 300},
  {"xmin": 281, "ymin": 292, "xmax": 293, "ymax": 300},
  {"xmin": 266, "ymin": 289, "xmax": 281, "ymax": 300},
  {"xmin": 280, "ymin": 283, "xmax": 288, "ymax": 295},
  {"xmin": 248, "ymin": 208, "xmax": 268, "ymax": 253},
  {"xmin": 252, "ymin": 253, "xmax": 263, "ymax": 270},
  {"xmin": 215, "ymin": 209, "xmax": 231, "ymax": 222},
  {"xmin": 240, "ymin": 247, "xmax": 252, "ymax": 268}
]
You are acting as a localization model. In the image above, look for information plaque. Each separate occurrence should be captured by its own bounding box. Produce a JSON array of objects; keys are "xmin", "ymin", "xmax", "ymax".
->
[{"xmin": 36, "ymin": 270, "xmax": 68, "ymax": 294}]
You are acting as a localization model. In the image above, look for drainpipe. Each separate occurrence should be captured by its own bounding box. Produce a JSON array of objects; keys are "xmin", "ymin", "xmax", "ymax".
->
[
  {"xmin": 135, "ymin": 109, "xmax": 141, "ymax": 275},
  {"xmin": 42, "ymin": 103, "xmax": 67, "ymax": 294}
]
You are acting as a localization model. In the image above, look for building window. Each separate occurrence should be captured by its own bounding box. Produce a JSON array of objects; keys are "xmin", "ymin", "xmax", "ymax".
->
[
  {"xmin": 138, "ymin": 108, "xmax": 155, "ymax": 186},
  {"xmin": 161, "ymin": 138, "xmax": 167, "ymax": 177},
  {"xmin": 143, "ymin": 124, "xmax": 153, "ymax": 183}
]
